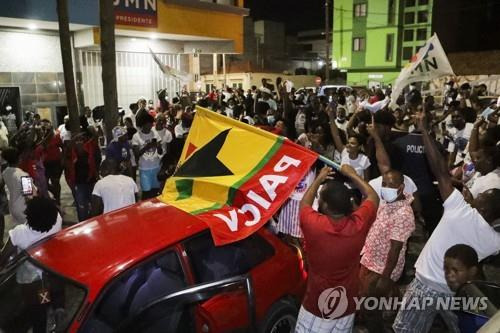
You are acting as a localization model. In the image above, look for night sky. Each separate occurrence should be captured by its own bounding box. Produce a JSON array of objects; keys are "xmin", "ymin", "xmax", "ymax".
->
[{"xmin": 244, "ymin": 0, "xmax": 326, "ymax": 34}]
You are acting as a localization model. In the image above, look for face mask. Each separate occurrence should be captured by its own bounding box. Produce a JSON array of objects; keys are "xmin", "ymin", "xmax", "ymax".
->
[
  {"xmin": 381, "ymin": 187, "xmax": 399, "ymax": 203},
  {"xmin": 337, "ymin": 117, "xmax": 346, "ymax": 123},
  {"xmin": 267, "ymin": 115, "xmax": 275, "ymax": 125}
]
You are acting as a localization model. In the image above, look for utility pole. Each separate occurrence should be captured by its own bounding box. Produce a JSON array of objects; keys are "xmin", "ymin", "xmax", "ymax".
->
[
  {"xmin": 56, "ymin": 0, "xmax": 80, "ymax": 135},
  {"xmin": 99, "ymin": 0, "xmax": 118, "ymax": 143},
  {"xmin": 325, "ymin": 0, "xmax": 331, "ymax": 83}
]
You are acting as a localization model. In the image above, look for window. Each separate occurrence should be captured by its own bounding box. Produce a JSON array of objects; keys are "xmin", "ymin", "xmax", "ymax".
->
[
  {"xmin": 404, "ymin": 29, "xmax": 414, "ymax": 41},
  {"xmin": 386, "ymin": 34, "xmax": 394, "ymax": 61},
  {"xmin": 405, "ymin": 0, "xmax": 416, "ymax": 6},
  {"xmin": 80, "ymin": 250, "xmax": 189, "ymax": 331},
  {"xmin": 403, "ymin": 46, "xmax": 414, "ymax": 60},
  {"xmin": 388, "ymin": 0, "xmax": 396, "ymax": 24},
  {"xmin": 354, "ymin": 3, "xmax": 367, "ymax": 17},
  {"xmin": 404, "ymin": 12, "xmax": 415, "ymax": 24},
  {"xmin": 419, "ymin": 0, "xmax": 429, "ymax": 4},
  {"xmin": 184, "ymin": 232, "xmax": 275, "ymax": 283},
  {"xmin": 353, "ymin": 37, "xmax": 366, "ymax": 51},
  {"xmin": 0, "ymin": 258, "xmax": 86, "ymax": 333},
  {"xmin": 418, "ymin": 11, "xmax": 428, "ymax": 22},
  {"xmin": 417, "ymin": 28, "xmax": 427, "ymax": 40}
]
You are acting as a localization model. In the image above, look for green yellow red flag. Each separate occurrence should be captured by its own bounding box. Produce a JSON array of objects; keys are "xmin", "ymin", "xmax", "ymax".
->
[{"xmin": 159, "ymin": 106, "xmax": 318, "ymax": 245}]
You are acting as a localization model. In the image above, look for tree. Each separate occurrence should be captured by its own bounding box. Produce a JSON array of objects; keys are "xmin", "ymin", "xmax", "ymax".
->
[
  {"xmin": 99, "ymin": 0, "xmax": 119, "ymax": 143},
  {"xmin": 56, "ymin": 0, "xmax": 80, "ymax": 135}
]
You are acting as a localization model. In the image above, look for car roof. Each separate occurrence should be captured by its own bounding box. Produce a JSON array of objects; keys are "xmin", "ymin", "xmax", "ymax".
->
[{"xmin": 28, "ymin": 199, "xmax": 208, "ymax": 297}]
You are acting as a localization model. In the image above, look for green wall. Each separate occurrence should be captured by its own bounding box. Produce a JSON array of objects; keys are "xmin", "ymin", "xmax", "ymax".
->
[{"xmin": 333, "ymin": 0, "xmax": 433, "ymax": 86}]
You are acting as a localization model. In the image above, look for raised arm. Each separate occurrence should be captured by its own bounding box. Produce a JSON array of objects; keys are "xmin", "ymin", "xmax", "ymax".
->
[
  {"xmin": 300, "ymin": 166, "xmax": 334, "ymax": 209},
  {"xmin": 341, "ymin": 164, "xmax": 379, "ymax": 207},
  {"xmin": 416, "ymin": 111, "xmax": 454, "ymax": 200},
  {"xmin": 328, "ymin": 109, "xmax": 346, "ymax": 152},
  {"xmin": 468, "ymin": 117, "xmax": 484, "ymax": 159},
  {"xmin": 367, "ymin": 117, "xmax": 391, "ymax": 174}
]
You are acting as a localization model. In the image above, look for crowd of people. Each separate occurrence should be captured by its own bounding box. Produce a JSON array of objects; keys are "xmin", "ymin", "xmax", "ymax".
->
[{"xmin": 0, "ymin": 77, "xmax": 499, "ymax": 332}]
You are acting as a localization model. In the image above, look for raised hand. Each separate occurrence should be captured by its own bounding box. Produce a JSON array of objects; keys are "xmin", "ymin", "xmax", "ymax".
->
[{"xmin": 317, "ymin": 166, "xmax": 335, "ymax": 183}]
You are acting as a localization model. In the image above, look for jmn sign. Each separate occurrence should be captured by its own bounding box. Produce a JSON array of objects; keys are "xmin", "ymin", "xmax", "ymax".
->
[{"xmin": 114, "ymin": 0, "xmax": 158, "ymax": 28}]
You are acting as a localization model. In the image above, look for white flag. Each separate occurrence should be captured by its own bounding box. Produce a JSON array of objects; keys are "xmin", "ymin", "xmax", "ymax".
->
[
  {"xmin": 149, "ymin": 48, "xmax": 192, "ymax": 82},
  {"xmin": 390, "ymin": 34, "xmax": 454, "ymax": 107}
]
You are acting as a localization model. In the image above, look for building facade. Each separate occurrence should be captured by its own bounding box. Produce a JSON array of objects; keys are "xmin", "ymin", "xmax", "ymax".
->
[
  {"xmin": 332, "ymin": 0, "xmax": 433, "ymax": 87},
  {"xmin": 0, "ymin": 0, "xmax": 247, "ymax": 125}
]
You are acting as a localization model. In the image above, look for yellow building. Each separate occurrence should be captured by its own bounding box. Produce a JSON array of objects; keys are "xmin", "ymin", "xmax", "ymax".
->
[{"xmin": 0, "ymin": 0, "xmax": 248, "ymax": 118}]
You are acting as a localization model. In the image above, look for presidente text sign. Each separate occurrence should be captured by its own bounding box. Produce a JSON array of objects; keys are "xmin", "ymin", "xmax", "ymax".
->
[{"xmin": 114, "ymin": 0, "xmax": 158, "ymax": 28}]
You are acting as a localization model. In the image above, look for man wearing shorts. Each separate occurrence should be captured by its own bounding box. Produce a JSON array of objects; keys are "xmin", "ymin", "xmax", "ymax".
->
[{"xmin": 132, "ymin": 112, "xmax": 163, "ymax": 199}]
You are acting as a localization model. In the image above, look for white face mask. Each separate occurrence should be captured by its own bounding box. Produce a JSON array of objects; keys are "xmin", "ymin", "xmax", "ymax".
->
[
  {"xmin": 381, "ymin": 187, "xmax": 399, "ymax": 203},
  {"xmin": 5, "ymin": 105, "xmax": 12, "ymax": 112}
]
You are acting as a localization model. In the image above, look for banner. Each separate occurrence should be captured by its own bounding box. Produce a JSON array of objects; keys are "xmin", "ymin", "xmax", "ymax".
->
[
  {"xmin": 114, "ymin": 0, "xmax": 158, "ymax": 28},
  {"xmin": 390, "ymin": 34, "xmax": 454, "ymax": 106},
  {"xmin": 149, "ymin": 48, "xmax": 192, "ymax": 82},
  {"xmin": 159, "ymin": 107, "xmax": 318, "ymax": 245}
]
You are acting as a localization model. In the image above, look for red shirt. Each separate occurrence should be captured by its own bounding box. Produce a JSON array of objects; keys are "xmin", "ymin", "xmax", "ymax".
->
[
  {"xmin": 299, "ymin": 200, "xmax": 377, "ymax": 318},
  {"xmin": 42, "ymin": 134, "xmax": 63, "ymax": 162}
]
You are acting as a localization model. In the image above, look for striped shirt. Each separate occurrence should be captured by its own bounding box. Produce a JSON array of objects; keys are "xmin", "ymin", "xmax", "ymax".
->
[{"xmin": 277, "ymin": 169, "xmax": 316, "ymax": 238}]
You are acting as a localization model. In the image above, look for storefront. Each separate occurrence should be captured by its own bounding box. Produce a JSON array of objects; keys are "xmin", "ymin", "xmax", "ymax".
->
[{"xmin": 0, "ymin": 0, "xmax": 247, "ymax": 124}]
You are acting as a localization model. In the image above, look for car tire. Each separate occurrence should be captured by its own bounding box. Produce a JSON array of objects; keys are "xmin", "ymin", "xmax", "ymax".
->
[{"xmin": 259, "ymin": 299, "xmax": 299, "ymax": 333}]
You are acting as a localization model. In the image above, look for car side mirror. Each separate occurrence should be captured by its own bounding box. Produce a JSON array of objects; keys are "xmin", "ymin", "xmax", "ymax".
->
[{"xmin": 116, "ymin": 274, "xmax": 256, "ymax": 333}]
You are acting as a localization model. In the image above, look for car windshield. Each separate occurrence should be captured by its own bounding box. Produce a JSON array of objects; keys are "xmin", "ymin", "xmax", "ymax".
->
[{"xmin": 0, "ymin": 256, "xmax": 86, "ymax": 333}]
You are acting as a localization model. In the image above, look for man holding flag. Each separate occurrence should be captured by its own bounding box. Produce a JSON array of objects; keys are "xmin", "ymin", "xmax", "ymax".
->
[{"xmin": 295, "ymin": 165, "xmax": 379, "ymax": 332}]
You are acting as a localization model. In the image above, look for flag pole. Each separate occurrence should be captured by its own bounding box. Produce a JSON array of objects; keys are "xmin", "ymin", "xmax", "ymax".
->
[{"xmin": 318, "ymin": 155, "xmax": 341, "ymax": 170}]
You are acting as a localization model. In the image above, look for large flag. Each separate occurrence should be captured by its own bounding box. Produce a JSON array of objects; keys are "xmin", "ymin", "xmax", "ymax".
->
[
  {"xmin": 390, "ymin": 34, "xmax": 454, "ymax": 107},
  {"xmin": 159, "ymin": 107, "xmax": 318, "ymax": 246}
]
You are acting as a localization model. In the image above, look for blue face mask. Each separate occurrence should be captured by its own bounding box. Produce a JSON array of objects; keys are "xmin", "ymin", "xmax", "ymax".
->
[{"xmin": 381, "ymin": 187, "xmax": 399, "ymax": 203}]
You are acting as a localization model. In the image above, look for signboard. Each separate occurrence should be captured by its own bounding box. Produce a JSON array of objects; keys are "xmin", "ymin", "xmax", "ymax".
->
[{"xmin": 114, "ymin": 0, "xmax": 158, "ymax": 28}]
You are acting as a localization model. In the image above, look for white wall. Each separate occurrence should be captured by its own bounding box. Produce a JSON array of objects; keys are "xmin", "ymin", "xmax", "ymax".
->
[{"xmin": 0, "ymin": 30, "xmax": 63, "ymax": 72}]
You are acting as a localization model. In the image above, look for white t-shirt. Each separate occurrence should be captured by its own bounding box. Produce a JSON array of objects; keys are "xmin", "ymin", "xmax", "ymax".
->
[
  {"xmin": 415, "ymin": 189, "xmax": 500, "ymax": 293},
  {"xmin": 92, "ymin": 174, "xmax": 138, "ymax": 214},
  {"xmin": 448, "ymin": 122, "xmax": 473, "ymax": 164},
  {"xmin": 468, "ymin": 168, "xmax": 500, "ymax": 199},
  {"xmin": 368, "ymin": 174, "xmax": 418, "ymax": 198},
  {"xmin": 10, "ymin": 214, "xmax": 62, "ymax": 283},
  {"xmin": 335, "ymin": 119, "xmax": 348, "ymax": 133},
  {"xmin": 132, "ymin": 130, "xmax": 162, "ymax": 170},
  {"xmin": 2, "ymin": 167, "xmax": 29, "ymax": 225},
  {"xmin": 340, "ymin": 148, "xmax": 371, "ymax": 178},
  {"xmin": 10, "ymin": 214, "xmax": 62, "ymax": 250},
  {"xmin": 174, "ymin": 124, "xmax": 190, "ymax": 139},
  {"xmin": 57, "ymin": 124, "xmax": 72, "ymax": 142},
  {"xmin": 153, "ymin": 128, "xmax": 173, "ymax": 155}
]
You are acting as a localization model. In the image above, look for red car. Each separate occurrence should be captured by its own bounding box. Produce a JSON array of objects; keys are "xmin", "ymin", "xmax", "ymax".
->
[{"xmin": 0, "ymin": 199, "xmax": 306, "ymax": 332}]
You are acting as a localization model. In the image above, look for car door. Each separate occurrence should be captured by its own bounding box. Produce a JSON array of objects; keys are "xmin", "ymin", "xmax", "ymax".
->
[{"xmin": 182, "ymin": 231, "xmax": 276, "ymax": 332}]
